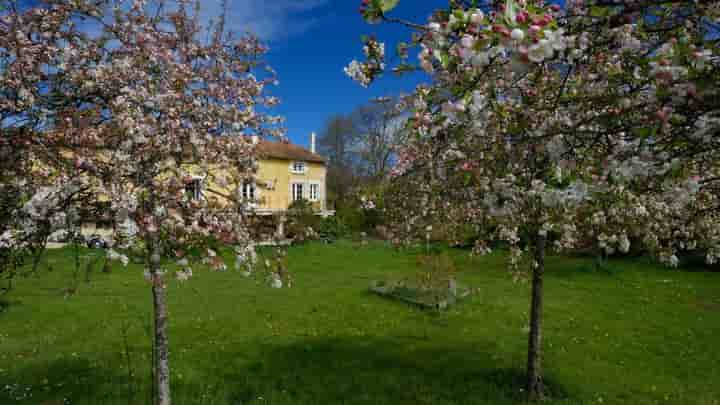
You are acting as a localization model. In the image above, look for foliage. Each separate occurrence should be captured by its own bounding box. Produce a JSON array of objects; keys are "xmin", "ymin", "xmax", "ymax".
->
[
  {"xmin": 318, "ymin": 97, "xmax": 407, "ymax": 209},
  {"xmin": 349, "ymin": 0, "xmax": 720, "ymax": 267},
  {"xmin": 347, "ymin": 0, "xmax": 720, "ymax": 398},
  {"xmin": 1, "ymin": 0, "xmax": 285, "ymax": 272},
  {"xmin": 287, "ymin": 198, "xmax": 317, "ymax": 213},
  {"xmin": 286, "ymin": 199, "xmax": 321, "ymax": 241},
  {"xmin": 0, "ymin": 1, "xmax": 286, "ymax": 402},
  {"xmin": 351, "ymin": 96, "xmax": 408, "ymax": 179},
  {"xmin": 317, "ymin": 216, "xmax": 350, "ymax": 239},
  {"xmin": 317, "ymin": 114, "xmax": 361, "ymax": 208},
  {"xmin": 336, "ymin": 202, "xmax": 382, "ymax": 235}
]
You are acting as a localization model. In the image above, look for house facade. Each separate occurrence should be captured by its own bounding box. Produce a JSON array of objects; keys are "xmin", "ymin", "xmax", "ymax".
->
[
  {"xmin": 73, "ymin": 135, "xmax": 331, "ymax": 244},
  {"xmin": 252, "ymin": 136, "xmax": 330, "ymax": 215},
  {"xmin": 184, "ymin": 135, "xmax": 331, "ymax": 215}
]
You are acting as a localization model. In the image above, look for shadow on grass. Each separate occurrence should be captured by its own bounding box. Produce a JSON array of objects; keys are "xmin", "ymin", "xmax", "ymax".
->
[
  {"xmin": 223, "ymin": 337, "xmax": 570, "ymax": 405},
  {"xmin": 4, "ymin": 338, "xmax": 571, "ymax": 404},
  {"xmin": 0, "ymin": 298, "xmax": 8, "ymax": 313},
  {"xmin": 0, "ymin": 296, "xmax": 20, "ymax": 316},
  {"xmin": 0, "ymin": 357, "xmax": 143, "ymax": 405}
]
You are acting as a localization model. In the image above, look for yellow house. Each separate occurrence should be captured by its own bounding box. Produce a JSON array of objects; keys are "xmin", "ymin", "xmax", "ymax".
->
[
  {"xmin": 179, "ymin": 134, "xmax": 332, "ymax": 242},
  {"xmin": 27, "ymin": 121, "xmax": 330, "ymax": 244},
  {"xmin": 183, "ymin": 134, "xmax": 331, "ymax": 216},
  {"xmin": 71, "ymin": 134, "xmax": 332, "ymax": 244},
  {"xmin": 253, "ymin": 135, "xmax": 330, "ymax": 215}
]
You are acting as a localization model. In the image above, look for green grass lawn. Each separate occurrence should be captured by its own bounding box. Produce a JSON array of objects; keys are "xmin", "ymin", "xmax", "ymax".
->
[{"xmin": 1, "ymin": 240, "xmax": 719, "ymax": 405}]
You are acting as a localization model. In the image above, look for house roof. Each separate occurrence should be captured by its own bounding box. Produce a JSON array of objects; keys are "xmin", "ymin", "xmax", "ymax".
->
[{"xmin": 256, "ymin": 139, "xmax": 325, "ymax": 164}]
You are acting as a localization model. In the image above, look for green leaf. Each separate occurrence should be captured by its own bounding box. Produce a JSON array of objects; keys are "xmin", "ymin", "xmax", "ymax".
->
[
  {"xmin": 380, "ymin": 0, "xmax": 400, "ymax": 13},
  {"xmin": 589, "ymin": 5, "xmax": 609, "ymax": 18},
  {"xmin": 440, "ymin": 53, "xmax": 449, "ymax": 69}
]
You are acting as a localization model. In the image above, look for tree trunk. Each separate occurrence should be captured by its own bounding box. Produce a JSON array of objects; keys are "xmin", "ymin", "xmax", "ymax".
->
[
  {"xmin": 149, "ymin": 240, "xmax": 172, "ymax": 405},
  {"xmin": 526, "ymin": 232, "xmax": 546, "ymax": 400}
]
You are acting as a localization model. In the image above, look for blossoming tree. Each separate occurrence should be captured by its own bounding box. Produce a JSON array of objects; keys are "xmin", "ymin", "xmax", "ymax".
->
[
  {"xmin": 1, "ymin": 1, "xmax": 285, "ymax": 403},
  {"xmin": 348, "ymin": 0, "xmax": 719, "ymax": 399},
  {"xmin": 0, "ymin": 0, "xmax": 101, "ymax": 282}
]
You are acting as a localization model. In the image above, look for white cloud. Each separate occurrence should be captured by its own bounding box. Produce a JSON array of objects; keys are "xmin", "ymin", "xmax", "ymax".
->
[
  {"xmin": 199, "ymin": 0, "xmax": 328, "ymax": 42},
  {"xmin": 68, "ymin": 0, "xmax": 326, "ymax": 44}
]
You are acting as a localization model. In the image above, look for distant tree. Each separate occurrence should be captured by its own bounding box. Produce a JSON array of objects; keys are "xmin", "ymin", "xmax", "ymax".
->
[
  {"xmin": 318, "ymin": 114, "xmax": 360, "ymax": 208},
  {"xmin": 351, "ymin": 97, "xmax": 407, "ymax": 179},
  {"xmin": 319, "ymin": 97, "xmax": 408, "ymax": 210}
]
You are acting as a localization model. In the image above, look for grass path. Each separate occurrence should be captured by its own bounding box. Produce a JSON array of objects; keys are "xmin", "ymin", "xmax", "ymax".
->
[{"xmin": 1, "ymin": 240, "xmax": 719, "ymax": 404}]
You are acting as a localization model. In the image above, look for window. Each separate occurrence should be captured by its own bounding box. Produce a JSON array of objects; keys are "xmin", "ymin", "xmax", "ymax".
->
[
  {"xmin": 291, "ymin": 182, "xmax": 304, "ymax": 201},
  {"xmin": 309, "ymin": 183, "xmax": 320, "ymax": 202},
  {"xmin": 242, "ymin": 182, "xmax": 256, "ymax": 201},
  {"xmin": 291, "ymin": 161, "xmax": 306, "ymax": 174},
  {"xmin": 185, "ymin": 178, "xmax": 203, "ymax": 201}
]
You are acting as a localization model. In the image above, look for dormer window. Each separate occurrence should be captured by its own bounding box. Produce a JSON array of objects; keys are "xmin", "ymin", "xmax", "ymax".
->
[{"xmin": 291, "ymin": 161, "xmax": 306, "ymax": 174}]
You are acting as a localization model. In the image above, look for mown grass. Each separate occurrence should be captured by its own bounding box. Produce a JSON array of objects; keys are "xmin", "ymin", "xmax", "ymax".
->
[{"xmin": 0, "ymin": 240, "xmax": 719, "ymax": 404}]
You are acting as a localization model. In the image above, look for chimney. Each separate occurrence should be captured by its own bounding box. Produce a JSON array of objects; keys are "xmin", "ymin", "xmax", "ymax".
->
[
  {"xmin": 310, "ymin": 132, "xmax": 316, "ymax": 154},
  {"xmin": 251, "ymin": 135, "xmax": 259, "ymax": 145}
]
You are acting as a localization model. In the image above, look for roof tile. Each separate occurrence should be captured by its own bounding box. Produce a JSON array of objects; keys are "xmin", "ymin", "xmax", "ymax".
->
[{"xmin": 257, "ymin": 139, "xmax": 325, "ymax": 164}]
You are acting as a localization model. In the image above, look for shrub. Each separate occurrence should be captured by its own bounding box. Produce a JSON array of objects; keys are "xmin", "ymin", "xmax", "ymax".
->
[
  {"xmin": 317, "ymin": 216, "xmax": 349, "ymax": 239},
  {"xmin": 286, "ymin": 199, "xmax": 321, "ymax": 241},
  {"xmin": 336, "ymin": 205, "xmax": 366, "ymax": 233},
  {"xmin": 335, "ymin": 204, "xmax": 385, "ymax": 236}
]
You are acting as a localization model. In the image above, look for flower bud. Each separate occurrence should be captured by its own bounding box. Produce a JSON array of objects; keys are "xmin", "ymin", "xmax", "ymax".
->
[
  {"xmin": 470, "ymin": 10, "xmax": 485, "ymax": 24},
  {"xmin": 511, "ymin": 29, "xmax": 525, "ymax": 41}
]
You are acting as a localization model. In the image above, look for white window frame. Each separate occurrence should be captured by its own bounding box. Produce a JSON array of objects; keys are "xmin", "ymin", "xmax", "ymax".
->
[
  {"xmin": 241, "ymin": 181, "xmax": 256, "ymax": 203},
  {"xmin": 308, "ymin": 182, "xmax": 320, "ymax": 202},
  {"xmin": 291, "ymin": 182, "xmax": 304, "ymax": 202},
  {"xmin": 186, "ymin": 177, "xmax": 203, "ymax": 201},
  {"xmin": 290, "ymin": 161, "xmax": 306, "ymax": 174}
]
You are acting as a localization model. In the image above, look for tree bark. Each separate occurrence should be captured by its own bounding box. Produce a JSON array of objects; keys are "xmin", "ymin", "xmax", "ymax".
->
[
  {"xmin": 526, "ymin": 232, "xmax": 546, "ymax": 400},
  {"xmin": 149, "ymin": 239, "xmax": 172, "ymax": 405}
]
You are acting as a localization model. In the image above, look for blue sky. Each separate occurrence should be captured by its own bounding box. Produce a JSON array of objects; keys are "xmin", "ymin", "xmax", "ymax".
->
[
  {"xmin": 14, "ymin": 0, "xmax": 450, "ymax": 147},
  {"xmin": 205, "ymin": 0, "xmax": 449, "ymax": 148},
  {"xmin": 18, "ymin": 0, "xmax": 571, "ymax": 147},
  {"xmin": 17, "ymin": 0, "xmax": 448, "ymax": 148},
  {"xmin": 210, "ymin": 0, "xmax": 566, "ymax": 148}
]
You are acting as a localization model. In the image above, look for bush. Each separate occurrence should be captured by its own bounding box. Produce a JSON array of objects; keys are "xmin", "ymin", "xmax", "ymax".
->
[
  {"xmin": 335, "ymin": 205, "xmax": 385, "ymax": 236},
  {"xmin": 317, "ymin": 216, "xmax": 349, "ymax": 239},
  {"xmin": 332, "ymin": 183, "xmax": 390, "ymax": 236},
  {"xmin": 336, "ymin": 205, "xmax": 365, "ymax": 233},
  {"xmin": 286, "ymin": 199, "xmax": 321, "ymax": 241}
]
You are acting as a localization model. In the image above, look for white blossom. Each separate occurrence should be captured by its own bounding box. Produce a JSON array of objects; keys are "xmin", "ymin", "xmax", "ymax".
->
[
  {"xmin": 528, "ymin": 40, "xmax": 554, "ymax": 63},
  {"xmin": 511, "ymin": 29, "xmax": 525, "ymax": 42},
  {"xmin": 344, "ymin": 60, "xmax": 371, "ymax": 87}
]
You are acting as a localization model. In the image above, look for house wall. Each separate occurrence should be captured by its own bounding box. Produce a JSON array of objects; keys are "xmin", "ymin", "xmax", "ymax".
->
[
  {"xmin": 52, "ymin": 145, "xmax": 327, "ymax": 212},
  {"xmin": 255, "ymin": 158, "xmax": 327, "ymax": 211},
  {"xmin": 79, "ymin": 157, "xmax": 328, "ymax": 241}
]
